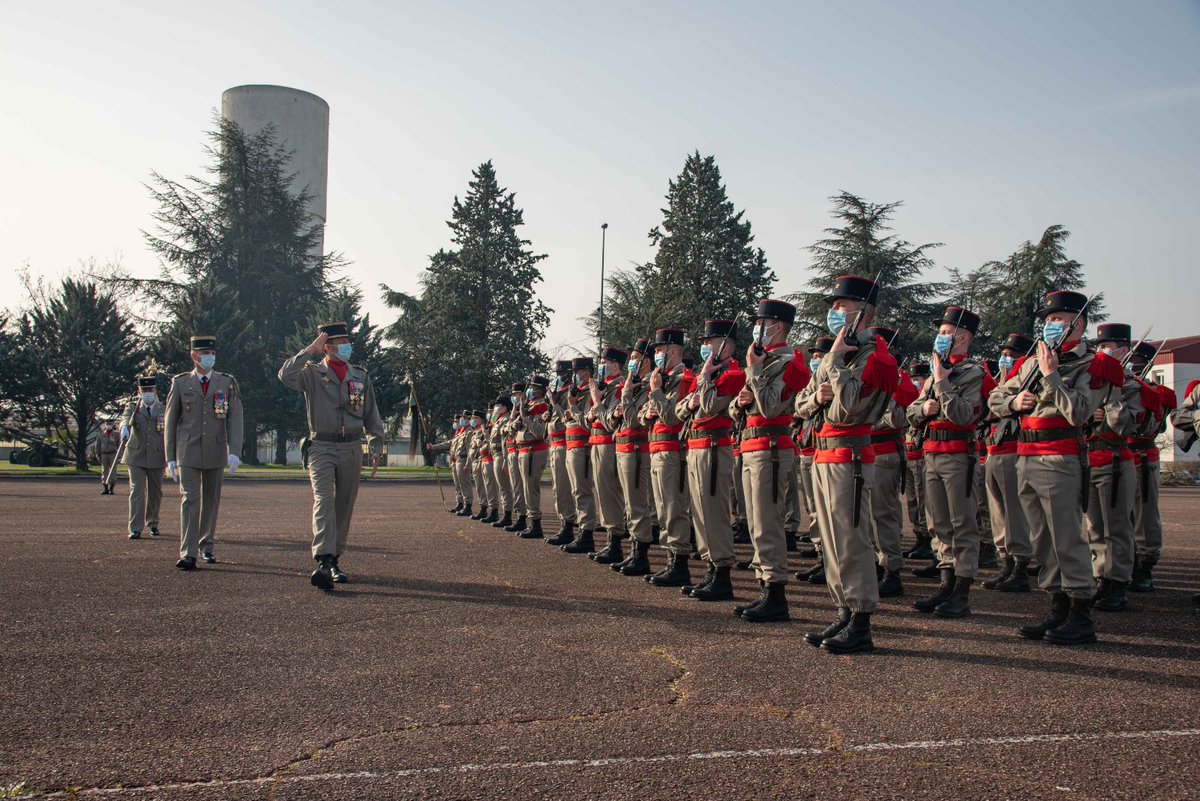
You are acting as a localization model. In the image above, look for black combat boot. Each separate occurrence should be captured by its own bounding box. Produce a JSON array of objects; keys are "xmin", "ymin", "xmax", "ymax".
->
[
  {"xmin": 504, "ymin": 514, "xmax": 527, "ymax": 533},
  {"xmin": 310, "ymin": 555, "xmax": 334, "ymax": 591},
  {"xmin": 799, "ymin": 546, "xmax": 819, "ymax": 559},
  {"xmin": 740, "ymin": 581, "xmax": 789, "ymax": 623},
  {"xmin": 545, "ymin": 520, "xmax": 574, "ymax": 544},
  {"xmin": 983, "ymin": 555, "xmax": 1014, "ymax": 590},
  {"xmin": 456, "ymin": 502, "xmax": 473, "ymax": 517},
  {"xmin": 934, "ymin": 576, "xmax": 972, "ymax": 618},
  {"xmin": 804, "ymin": 607, "xmax": 852, "ymax": 647},
  {"xmin": 470, "ymin": 504, "xmax": 489, "ymax": 521},
  {"xmin": 820, "ymin": 612, "xmax": 874, "ymax": 654},
  {"xmin": 912, "ymin": 560, "xmax": 940, "ymax": 579},
  {"xmin": 806, "ymin": 558, "xmax": 827, "ymax": 585},
  {"xmin": 1129, "ymin": 554, "xmax": 1158, "ymax": 592},
  {"xmin": 785, "ymin": 530, "xmax": 798, "ymax": 552},
  {"xmin": 1093, "ymin": 577, "xmax": 1111, "ymax": 602},
  {"xmin": 561, "ymin": 529, "xmax": 595, "ymax": 554},
  {"xmin": 690, "ymin": 566, "xmax": 735, "ymax": 602},
  {"xmin": 590, "ymin": 532, "xmax": 625, "ymax": 563},
  {"xmin": 517, "ymin": 518, "xmax": 545, "ymax": 540},
  {"xmin": 1018, "ymin": 592, "xmax": 1071, "ymax": 640},
  {"xmin": 878, "ymin": 569, "xmax": 904, "ymax": 597},
  {"xmin": 330, "ymin": 556, "xmax": 348, "ymax": 583},
  {"xmin": 1093, "ymin": 580, "xmax": 1129, "ymax": 612},
  {"xmin": 480, "ymin": 506, "xmax": 499, "ymax": 524},
  {"xmin": 795, "ymin": 556, "xmax": 822, "ymax": 581},
  {"xmin": 617, "ymin": 540, "xmax": 652, "ymax": 576},
  {"xmin": 449, "ymin": 500, "xmax": 463, "ymax": 514},
  {"xmin": 683, "ymin": 563, "xmax": 717, "ymax": 597},
  {"xmin": 999, "ymin": 559, "xmax": 1032, "ymax": 592},
  {"xmin": 733, "ymin": 520, "xmax": 750, "ymax": 544},
  {"xmin": 1045, "ymin": 596, "xmax": 1098, "ymax": 645},
  {"xmin": 905, "ymin": 535, "xmax": 935, "ymax": 560},
  {"xmin": 913, "ymin": 568, "xmax": 956, "ymax": 613},
  {"xmin": 491, "ymin": 509, "xmax": 512, "ymax": 529},
  {"xmin": 734, "ymin": 581, "xmax": 767, "ymax": 617},
  {"xmin": 799, "ymin": 532, "xmax": 813, "ymax": 544},
  {"xmin": 646, "ymin": 551, "xmax": 691, "ymax": 587},
  {"xmin": 876, "ymin": 563, "xmax": 885, "ymax": 581},
  {"xmin": 978, "ymin": 541, "xmax": 998, "ymax": 569}
]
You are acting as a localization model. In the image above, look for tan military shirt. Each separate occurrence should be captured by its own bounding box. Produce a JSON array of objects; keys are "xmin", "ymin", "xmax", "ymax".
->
[
  {"xmin": 122, "ymin": 399, "xmax": 167, "ymax": 469},
  {"xmin": 278, "ymin": 351, "xmax": 384, "ymax": 455},
  {"xmin": 164, "ymin": 369, "xmax": 245, "ymax": 469}
]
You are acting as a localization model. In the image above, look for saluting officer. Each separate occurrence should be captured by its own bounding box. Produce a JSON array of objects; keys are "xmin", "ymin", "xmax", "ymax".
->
[
  {"xmin": 121, "ymin": 374, "xmax": 167, "ymax": 540},
  {"xmin": 989, "ymin": 290, "xmax": 1124, "ymax": 645},
  {"xmin": 165, "ymin": 334, "xmax": 244, "ymax": 570},
  {"xmin": 279, "ymin": 323, "xmax": 384, "ymax": 590}
]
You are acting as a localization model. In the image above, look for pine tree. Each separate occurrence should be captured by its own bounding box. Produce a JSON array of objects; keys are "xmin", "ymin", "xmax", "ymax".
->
[
  {"xmin": 585, "ymin": 152, "xmax": 775, "ymax": 353},
  {"xmin": 383, "ymin": 161, "xmax": 550, "ymax": 440},
  {"xmin": 788, "ymin": 192, "xmax": 945, "ymax": 363}
]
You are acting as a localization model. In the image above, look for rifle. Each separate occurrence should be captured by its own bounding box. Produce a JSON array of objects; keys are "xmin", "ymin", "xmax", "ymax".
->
[{"xmin": 1136, "ymin": 342, "xmax": 1164, "ymax": 381}]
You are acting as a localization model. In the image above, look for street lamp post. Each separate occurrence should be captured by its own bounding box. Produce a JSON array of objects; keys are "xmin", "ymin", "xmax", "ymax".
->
[{"xmin": 598, "ymin": 222, "xmax": 608, "ymax": 356}]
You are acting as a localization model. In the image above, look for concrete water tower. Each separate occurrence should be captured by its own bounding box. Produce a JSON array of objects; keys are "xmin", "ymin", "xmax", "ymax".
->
[{"xmin": 220, "ymin": 85, "xmax": 329, "ymax": 257}]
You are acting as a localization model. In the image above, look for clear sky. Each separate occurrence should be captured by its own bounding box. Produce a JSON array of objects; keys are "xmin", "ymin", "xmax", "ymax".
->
[{"xmin": 3, "ymin": 0, "xmax": 1198, "ymax": 357}]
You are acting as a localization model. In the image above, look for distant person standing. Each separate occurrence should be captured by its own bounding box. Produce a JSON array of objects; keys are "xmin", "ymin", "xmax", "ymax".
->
[
  {"xmin": 279, "ymin": 323, "xmax": 384, "ymax": 590},
  {"xmin": 121, "ymin": 374, "xmax": 167, "ymax": 540},
  {"xmin": 164, "ymin": 334, "xmax": 244, "ymax": 571},
  {"xmin": 94, "ymin": 419, "xmax": 120, "ymax": 495}
]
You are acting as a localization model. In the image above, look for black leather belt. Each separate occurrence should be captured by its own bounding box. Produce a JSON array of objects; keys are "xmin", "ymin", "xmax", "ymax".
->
[
  {"xmin": 649, "ymin": 432, "xmax": 680, "ymax": 443},
  {"xmin": 815, "ymin": 435, "xmax": 871, "ymax": 450},
  {"xmin": 312, "ymin": 432, "xmax": 361, "ymax": 443},
  {"xmin": 926, "ymin": 429, "xmax": 972, "ymax": 442},
  {"xmin": 1018, "ymin": 427, "xmax": 1083, "ymax": 443},
  {"xmin": 741, "ymin": 426, "xmax": 792, "ymax": 440}
]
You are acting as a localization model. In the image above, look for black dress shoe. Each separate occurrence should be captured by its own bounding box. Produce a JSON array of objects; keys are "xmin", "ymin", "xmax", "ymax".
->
[
  {"xmin": 128, "ymin": 531, "xmax": 141, "ymax": 540},
  {"xmin": 330, "ymin": 557, "xmax": 348, "ymax": 584},
  {"xmin": 311, "ymin": 556, "xmax": 334, "ymax": 590},
  {"xmin": 175, "ymin": 557, "xmax": 196, "ymax": 571},
  {"xmin": 202, "ymin": 552, "xmax": 217, "ymax": 564}
]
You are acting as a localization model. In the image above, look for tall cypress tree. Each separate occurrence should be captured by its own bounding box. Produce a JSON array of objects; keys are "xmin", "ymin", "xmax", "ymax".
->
[
  {"xmin": 383, "ymin": 160, "xmax": 550, "ymax": 439},
  {"xmin": 788, "ymin": 192, "xmax": 945, "ymax": 363},
  {"xmin": 586, "ymin": 152, "xmax": 775, "ymax": 352}
]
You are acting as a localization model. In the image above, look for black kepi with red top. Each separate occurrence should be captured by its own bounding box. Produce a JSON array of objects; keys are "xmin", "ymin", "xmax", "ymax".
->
[
  {"xmin": 600, "ymin": 345, "xmax": 628, "ymax": 363},
  {"xmin": 1094, "ymin": 323, "xmax": 1132, "ymax": 345},
  {"xmin": 654, "ymin": 328, "xmax": 685, "ymax": 347},
  {"xmin": 317, "ymin": 321, "xmax": 350, "ymax": 339},
  {"xmin": 811, "ymin": 337, "xmax": 834, "ymax": 355},
  {"xmin": 1002, "ymin": 333, "xmax": 1035, "ymax": 354},
  {"xmin": 701, "ymin": 319, "xmax": 737, "ymax": 340}
]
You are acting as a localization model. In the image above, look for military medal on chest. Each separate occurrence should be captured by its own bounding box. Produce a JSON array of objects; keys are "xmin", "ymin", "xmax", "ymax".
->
[
  {"xmin": 213, "ymin": 391, "xmax": 229, "ymax": 419},
  {"xmin": 348, "ymin": 380, "xmax": 365, "ymax": 411},
  {"xmin": 155, "ymin": 413, "xmax": 165, "ymax": 433}
]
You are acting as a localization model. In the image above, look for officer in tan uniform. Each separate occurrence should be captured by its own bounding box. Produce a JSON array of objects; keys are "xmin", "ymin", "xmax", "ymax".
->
[
  {"xmin": 1084, "ymin": 324, "xmax": 1143, "ymax": 612},
  {"xmin": 982, "ymin": 334, "xmax": 1035, "ymax": 592},
  {"xmin": 164, "ymin": 334, "xmax": 244, "ymax": 570},
  {"xmin": 486, "ymin": 399, "xmax": 515, "ymax": 529},
  {"xmin": 453, "ymin": 409, "xmax": 475, "ymax": 517},
  {"xmin": 906, "ymin": 307, "xmax": 995, "ymax": 619},
  {"xmin": 733, "ymin": 301, "xmax": 810, "ymax": 622},
  {"xmin": 609, "ymin": 339, "xmax": 654, "ymax": 574},
  {"xmin": 121, "ymin": 374, "xmax": 166, "ymax": 540},
  {"xmin": 429, "ymin": 414, "xmax": 465, "ymax": 513},
  {"xmin": 795, "ymin": 338, "xmax": 833, "ymax": 584},
  {"xmin": 279, "ymin": 322, "xmax": 384, "ymax": 589},
  {"xmin": 795, "ymin": 278, "xmax": 895, "ymax": 653},
  {"xmin": 678, "ymin": 320, "xmax": 746, "ymax": 601},
  {"xmin": 544, "ymin": 361, "xmax": 577, "ymax": 543},
  {"xmin": 95, "ymin": 420, "xmax": 121, "ymax": 495},
  {"xmin": 585, "ymin": 347, "xmax": 628, "ymax": 560},
  {"xmin": 642, "ymin": 330, "xmax": 696, "ymax": 586},
  {"xmin": 513, "ymin": 377, "xmax": 551, "ymax": 538},
  {"xmin": 477, "ymin": 400, "xmax": 503, "ymax": 524},
  {"xmin": 989, "ymin": 291, "xmax": 1124, "ymax": 645},
  {"xmin": 560, "ymin": 358, "xmax": 599, "ymax": 551}
]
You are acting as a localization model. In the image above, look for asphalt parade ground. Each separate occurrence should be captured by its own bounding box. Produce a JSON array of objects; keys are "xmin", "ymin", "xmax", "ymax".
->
[{"xmin": 1, "ymin": 478, "xmax": 1198, "ymax": 800}]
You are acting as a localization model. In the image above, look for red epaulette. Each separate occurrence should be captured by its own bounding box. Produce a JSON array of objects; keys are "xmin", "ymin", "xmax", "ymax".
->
[
  {"xmin": 862, "ymin": 336, "xmax": 899, "ymax": 396},
  {"xmin": 1088, "ymin": 351, "xmax": 1126, "ymax": 390},
  {"xmin": 892, "ymin": 369, "xmax": 920, "ymax": 408}
]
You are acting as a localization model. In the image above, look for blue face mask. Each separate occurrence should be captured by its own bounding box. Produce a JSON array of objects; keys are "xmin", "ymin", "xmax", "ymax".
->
[
  {"xmin": 627, "ymin": 359, "xmax": 637, "ymax": 373},
  {"xmin": 933, "ymin": 334, "xmax": 953, "ymax": 356},
  {"xmin": 1042, "ymin": 321, "xmax": 1067, "ymax": 346},
  {"xmin": 654, "ymin": 352, "xmax": 667, "ymax": 369},
  {"xmin": 826, "ymin": 309, "xmax": 847, "ymax": 336},
  {"xmin": 699, "ymin": 344, "xmax": 713, "ymax": 362},
  {"xmin": 525, "ymin": 388, "xmax": 536, "ymax": 400},
  {"xmin": 998, "ymin": 355, "xmax": 1014, "ymax": 374},
  {"xmin": 511, "ymin": 395, "xmax": 520, "ymax": 406},
  {"xmin": 808, "ymin": 358, "xmax": 820, "ymax": 373},
  {"xmin": 335, "ymin": 343, "xmax": 352, "ymax": 362},
  {"xmin": 198, "ymin": 354, "xmax": 216, "ymax": 371}
]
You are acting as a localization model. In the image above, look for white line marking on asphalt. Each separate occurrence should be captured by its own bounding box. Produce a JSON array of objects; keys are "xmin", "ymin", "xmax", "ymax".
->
[{"xmin": 39, "ymin": 728, "xmax": 1200, "ymax": 797}]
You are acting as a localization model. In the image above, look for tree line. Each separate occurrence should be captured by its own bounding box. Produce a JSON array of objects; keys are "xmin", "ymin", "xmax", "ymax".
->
[{"xmin": 0, "ymin": 120, "xmax": 1101, "ymax": 470}]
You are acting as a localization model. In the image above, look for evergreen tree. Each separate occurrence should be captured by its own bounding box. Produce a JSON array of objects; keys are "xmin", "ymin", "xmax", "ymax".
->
[
  {"xmin": 383, "ymin": 161, "xmax": 550, "ymax": 441},
  {"xmin": 788, "ymin": 192, "xmax": 945, "ymax": 364},
  {"xmin": 585, "ymin": 152, "xmax": 775, "ymax": 352},
  {"xmin": 116, "ymin": 116, "xmax": 336, "ymax": 463}
]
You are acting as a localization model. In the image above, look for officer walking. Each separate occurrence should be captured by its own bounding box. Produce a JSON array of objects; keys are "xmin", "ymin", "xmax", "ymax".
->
[
  {"xmin": 95, "ymin": 420, "xmax": 120, "ymax": 495},
  {"xmin": 121, "ymin": 374, "xmax": 166, "ymax": 540},
  {"xmin": 165, "ymin": 335, "xmax": 244, "ymax": 570},
  {"xmin": 279, "ymin": 323, "xmax": 384, "ymax": 589}
]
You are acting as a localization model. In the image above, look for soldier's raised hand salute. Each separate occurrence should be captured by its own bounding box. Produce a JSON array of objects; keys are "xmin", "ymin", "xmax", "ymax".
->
[{"xmin": 307, "ymin": 331, "xmax": 328, "ymax": 355}]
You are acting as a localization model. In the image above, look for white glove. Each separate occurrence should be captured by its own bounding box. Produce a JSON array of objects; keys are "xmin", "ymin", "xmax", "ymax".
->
[
  {"xmin": 227, "ymin": 454, "xmax": 241, "ymax": 474},
  {"xmin": 120, "ymin": 425, "xmax": 130, "ymax": 442},
  {"xmin": 167, "ymin": 461, "xmax": 178, "ymax": 482}
]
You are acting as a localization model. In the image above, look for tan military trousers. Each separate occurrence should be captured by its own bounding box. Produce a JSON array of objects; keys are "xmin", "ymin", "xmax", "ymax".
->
[
  {"xmin": 784, "ymin": 464, "xmax": 801, "ymax": 533},
  {"xmin": 549, "ymin": 446, "xmax": 574, "ymax": 524},
  {"xmin": 905, "ymin": 457, "xmax": 929, "ymax": 538},
  {"xmin": 566, "ymin": 446, "xmax": 597, "ymax": 530},
  {"xmin": 518, "ymin": 449, "xmax": 549, "ymax": 521},
  {"xmin": 128, "ymin": 465, "xmax": 163, "ymax": 534},
  {"xmin": 812, "ymin": 459, "xmax": 878, "ymax": 612},
  {"xmin": 307, "ymin": 441, "xmax": 362, "ymax": 558},
  {"xmin": 740, "ymin": 449, "xmax": 793, "ymax": 583},
  {"xmin": 617, "ymin": 450, "xmax": 653, "ymax": 543},
  {"xmin": 1017, "ymin": 455, "xmax": 1094, "ymax": 599},
  {"xmin": 481, "ymin": 459, "xmax": 499, "ymax": 510},
  {"xmin": 652, "ymin": 451, "xmax": 690, "ymax": 554},
  {"xmin": 924, "ymin": 452, "xmax": 981, "ymax": 578},
  {"xmin": 975, "ymin": 460, "xmax": 993, "ymax": 546},
  {"xmin": 799, "ymin": 454, "xmax": 820, "ymax": 545},
  {"xmin": 507, "ymin": 450, "xmax": 526, "ymax": 516},
  {"xmin": 179, "ymin": 466, "xmax": 223, "ymax": 559},
  {"xmin": 492, "ymin": 455, "xmax": 513, "ymax": 513},
  {"xmin": 101, "ymin": 452, "xmax": 117, "ymax": 485},
  {"xmin": 985, "ymin": 452, "xmax": 1031, "ymax": 559},
  {"xmin": 453, "ymin": 461, "xmax": 472, "ymax": 504},
  {"xmin": 732, "ymin": 453, "xmax": 747, "ymax": 527},
  {"xmin": 1086, "ymin": 459, "xmax": 1136, "ymax": 582},
  {"xmin": 869, "ymin": 451, "xmax": 905, "ymax": 571},
  {"xmin": 688, "ymin": 445, "xmax": 735, "ymax": 567},
  {"xmin": 471, "ymin": 459, "xmax": 486, "ymax": 507},
  {"xmin": 591, "ymin": 443, "xmax": 626, "ymax": 534},
  {"xmin": 1133, "ymin": 461, "xmax": 1162, "ymax": 557}
]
